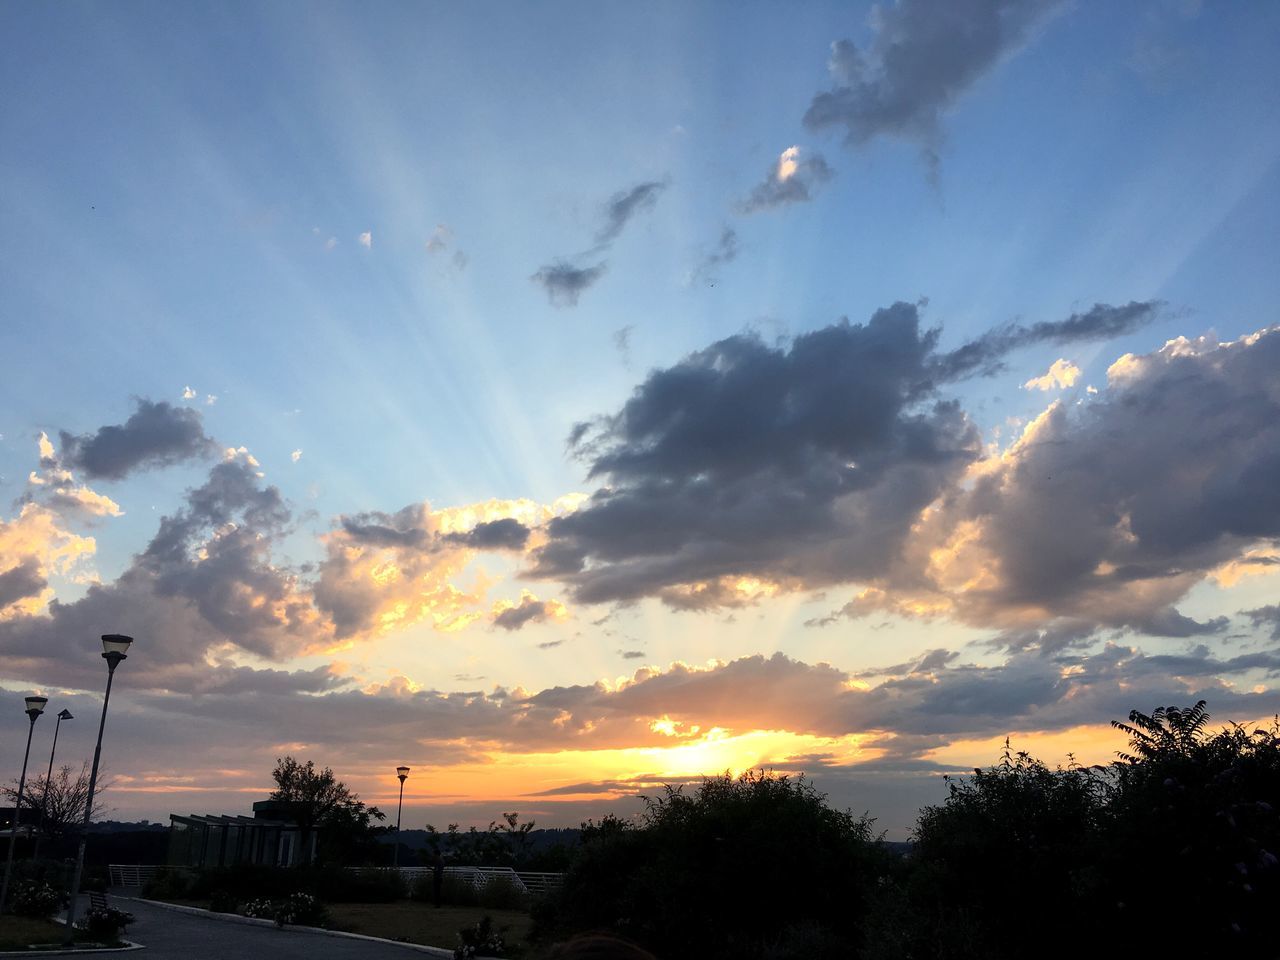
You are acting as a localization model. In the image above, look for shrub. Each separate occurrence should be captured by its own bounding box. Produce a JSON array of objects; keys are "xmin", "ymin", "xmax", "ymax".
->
[
  {"xmin": 11, "ymin": 880, "xmax": 62, "ymax": 918},
  {"xmin": 142, "ymin": 868, "xmax": 196, "ymax": 901},
  {"xmin": 410, "ymin": 872, "xmax": 480, "ymax": 906},
  {"xmin": 541, "ymin": 770, "xmax": 885, "ymax": 959},
  {"xmin": 241, "ymin": 897, "xmax": 276, "ymax": 920},
  {"xmin": 455, "ymin": 915, "xmax": 505, "ymax": 959},
  {"xmin": 242, "ymin": 892, "xmax": 329, "ymax": 927},
  {"xmin": 80, "ymin": 905, "xmax": 134, "ymax": 940}
]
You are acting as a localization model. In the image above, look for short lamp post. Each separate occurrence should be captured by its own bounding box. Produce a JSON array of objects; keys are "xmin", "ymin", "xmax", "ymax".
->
[
  {"xmin": 394, "ymin": 766, "xmax": 410, "ymax": 868},
  {"xmin": 64, "ymin": 635, "xmax": 131, "ymax": 941},
  {"xmin": 34, "ymin": 709, "xmax": 73, "ymax": 860},
  {"xmin": 0, "ymin": 695, "xmax": 48, "ymax": 914}
]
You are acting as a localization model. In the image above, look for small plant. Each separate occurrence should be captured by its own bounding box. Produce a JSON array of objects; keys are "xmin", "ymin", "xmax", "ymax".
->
[
  {"xmin": 242, "ymin": 897, "xmax": 277, "ymax": 920},
  {"xmin": 455, "ymin": 915, "xmax": 505, "ymax": 958},
  {"xmin": 11, "ymin": 880, "xmax": 61, "ymax": 918},
  {"xmin": 274, "ymin": 891, "xmax": 328, "ymax": 927},
  {"xmin": 242, "ymin": 892, "xmax": 328, "ymax": 927},
  {"xmin": 80, "ymin": 904, "xmax": 134, "ymax": 939}
]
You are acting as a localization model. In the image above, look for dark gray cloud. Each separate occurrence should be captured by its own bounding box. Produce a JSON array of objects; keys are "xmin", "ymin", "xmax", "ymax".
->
[
  {"xmin": 531, "ymin": 261, "xmax": 608, "ymax": 308},
  {"xmin": 804, "ymin": 0, "xmax": 1065, "ymax": 170},
  {"xmin": 340, "ymin": 509, "xmax": 430, "ymax": 548},
  {"xmin": 596, "ymin": 181, "xmax": 667, "ymax": 246},
  {"xmin": 738, "ymin": 149, "xmax": 833, "ymax": 214},
  {"xmin": 445, "ymin": 518, "xmax": 531, "ymax": 551},
  {"xmin": 618, "ymin": 649, "xmax": 646, "ymax": 660},
  {"xmin": 532, "ymin": 302, "xmax": 979, "ymax": 606},
  {"xmin": 0, "ymin": 557, "xmax": 45, "ymax": 610},
  {"xmin": 933, "ymin": 301, "xmax": 1162, "ymax": 379},
  {"xmin": 493, "ymin": 596, "xmax": 557, "ymax": 632},
  {"xmin": 58, "ymin": 399, "xmax": 214, "ymax": 480}
]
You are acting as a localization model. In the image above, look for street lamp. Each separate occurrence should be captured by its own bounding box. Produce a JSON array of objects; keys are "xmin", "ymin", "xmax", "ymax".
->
[
  {"xmin": 0, "ymin": 695, "xmax": 47, "ymax": 913},
  {"xmin": 394, "ymin": 766, "xmax": 410, "ymax": 868},
  {"xmin": 34, "ymin": 709, "xmax": 73, "ymax": 860},
  {"xmin": 64, "ymin": 635, "xmax": 131, "ymax": 941}
]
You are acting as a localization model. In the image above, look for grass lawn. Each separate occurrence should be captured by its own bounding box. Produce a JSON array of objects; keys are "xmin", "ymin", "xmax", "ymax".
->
[
  {"xmin": 0, "ymin": 915, "xmax": 122, "ymax": 951},
  {"xmin": 325, "ymin": 902, "xmax": 533, "ymax": 951}
]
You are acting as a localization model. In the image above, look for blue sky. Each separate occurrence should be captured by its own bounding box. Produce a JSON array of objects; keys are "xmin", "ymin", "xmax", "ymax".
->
[{"xmin": 2, "ymin": 1, "xmax": 1279, "ymax": 836}]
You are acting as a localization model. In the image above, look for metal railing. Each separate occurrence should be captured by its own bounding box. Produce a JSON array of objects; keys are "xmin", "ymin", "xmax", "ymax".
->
[{"xmin": 110, "ymin": 863, "xmax": 564, "ymax": 892}]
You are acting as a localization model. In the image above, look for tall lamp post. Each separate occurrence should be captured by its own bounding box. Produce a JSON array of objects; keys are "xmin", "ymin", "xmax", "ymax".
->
[
  {"xmin": 0, "ymin": 695, "xmax": 48, "ymax": 914},
  {"xmin": 33, "ymin": 709, "xmax": 73, "ymax": 860},
  {"xmin": 394, "ymin": 766, "xmax": 410, "ymax": 868},
  {"xmin": 64, "ymin": 635, "xmax": 131, "ymax": 941}
]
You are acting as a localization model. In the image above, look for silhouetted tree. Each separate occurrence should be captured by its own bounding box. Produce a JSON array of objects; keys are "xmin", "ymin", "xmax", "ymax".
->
[
  {"xmin": 3, "ymin": 761, "xmax": 110, "ymax": 843},
  {"xmin": 268, "ymin": 756, "xmax": 385, "ymax": 865}
]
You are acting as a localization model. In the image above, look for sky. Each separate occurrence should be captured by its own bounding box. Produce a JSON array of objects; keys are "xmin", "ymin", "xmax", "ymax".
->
[{"xmin": 1, "ymin": 0, "xmax": 1279, "ymax": 839}]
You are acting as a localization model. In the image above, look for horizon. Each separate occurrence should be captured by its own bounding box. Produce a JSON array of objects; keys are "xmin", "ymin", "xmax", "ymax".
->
[{"xmin": 2, "ymin": 1, "xmax": 1278, "ymax": 843}]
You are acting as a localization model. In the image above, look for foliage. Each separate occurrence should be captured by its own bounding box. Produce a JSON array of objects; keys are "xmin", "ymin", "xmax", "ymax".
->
[
  {"xmin": 269, "ymin": 756, "xmax": 387, "ymax": 865},
  {"xmin": 178, "ymin": 864, "xmax": 403, "ymax": 904},
  {"xmin": 10, "ymin": 880, "xmax": 62, "ymax": 918},
  {"xmin": 423, "ymin": 812, "xmax": 537, "ymax": 867},
  {"xmin": 873, "ymin": 702, "xmax": 1280, "ymax": 958},
  {"xmin": 2, "ymin": 762, "xmax": 111, "ymax": 841},
  {"xmin": 208, "ymin": 889, "xmax": 239, "ymax": 913},
  {"xmin": 241, "ymin": 892, "xmax": 329, "ymax": 927},
  {"xmin": 79, "ymin": 904, "xmax": 133, "ymax": 939},
  {"xmin": 538, "ymin": 769, "xmax": 885, "ymax": 959},
  {"xmin": 455, "ymin": 915, "xmax": 506, "ymax": 959}
]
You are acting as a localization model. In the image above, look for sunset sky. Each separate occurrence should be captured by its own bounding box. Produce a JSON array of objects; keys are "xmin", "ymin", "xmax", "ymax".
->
[{"xmin": 2, "ymin": 1, "xmax": 1279, "ymax": 838}]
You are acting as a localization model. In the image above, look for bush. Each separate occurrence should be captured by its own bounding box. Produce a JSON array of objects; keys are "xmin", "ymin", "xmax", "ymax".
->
[
  {"xmin": 141, "ymin": 868, "xmax": 196, "ymax": 901},
  {"xmin": 80, "ymin": 905, "xmax": 134, "ymax": 940},
  {"xmin": 540, "ymin": 770, "xmax": 886, "ymax": 959},
  {"xmin": 410, "ymin": 872, "xmax": 480, "ymax": 906},
  {"xmin": 455, "ymin": 915, "xmax": 505, "ymax": 959},
  {"xmin": 11, "ymin": 880, "xmax": 62, "ymax": 918},
  {"xmin": 242, "ymin": 892, "xmax": 329, "ymax": 927}
]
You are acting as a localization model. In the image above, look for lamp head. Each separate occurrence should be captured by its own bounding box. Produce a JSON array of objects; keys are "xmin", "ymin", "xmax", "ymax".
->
[
  {"xmin": 24, "ymin": 695, "xmax": 48, "ymax": 721},
  {"xmin": 101, "ymin": 634, "xmax": 133, "ymax": 667},
  {"xmin": 396, "ymin": 765, "xmax": 410, "ymax": 782},
  {"xmin": 57, "ymin": 709, "xmax": 74, "ymax": 721}
]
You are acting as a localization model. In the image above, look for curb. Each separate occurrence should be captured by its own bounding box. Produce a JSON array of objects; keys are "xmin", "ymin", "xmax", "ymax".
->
[
  {"xmin": 120, "ymin": 898, "xmax": 453, "ymax": 957},
  {"xmin": 0, "ymin": 939, "xmax": 143, "ymax": 957}
]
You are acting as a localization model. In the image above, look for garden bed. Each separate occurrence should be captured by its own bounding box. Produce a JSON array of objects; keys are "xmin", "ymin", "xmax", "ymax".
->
[{"xmin": 0, "ymin": 916, "xmax": 128, "ymax": 952}]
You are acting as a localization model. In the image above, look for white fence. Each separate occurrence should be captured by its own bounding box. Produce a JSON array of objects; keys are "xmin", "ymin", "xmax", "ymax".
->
[{"xmin": 109, "ymin": 863, "xmax": 563, "ymax": 893}]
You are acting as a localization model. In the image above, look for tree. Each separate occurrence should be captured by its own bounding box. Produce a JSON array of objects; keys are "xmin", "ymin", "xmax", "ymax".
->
[
  {"xmin": 3, "ymin": 761, "xmax": 112, "ymax": 843},
  {"xmin": 268, "ymin": 757, "xmax": 385, "ymax": 866},
  {"xmin": 539, "ymin": 770, "xmax": 886, "ymax": 959}
]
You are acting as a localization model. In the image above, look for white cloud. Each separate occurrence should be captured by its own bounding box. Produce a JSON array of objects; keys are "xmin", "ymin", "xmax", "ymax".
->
[
  {"xmin": 1023, "ymin": 358, "xmax": 1081, "ymax": 391},
  {"xmin": 358, "ymin": 231, "xmax": 372, "ymax": 249},
  {"xmin": 205, "ymin": 394, "xmax": 217, "ymax": 406},
  {"xmin": 182, "ymin": 385, "xmax": 197, "ymax": 400},
  {"xmin": 291, "ymin": 449, "xmax": 302, "ymax": 463}
]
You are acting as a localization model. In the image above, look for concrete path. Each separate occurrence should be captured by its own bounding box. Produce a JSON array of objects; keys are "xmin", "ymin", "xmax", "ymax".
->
[{"xmin": 92, "ymin": 894, "xmax": 450, "ymax": 960}]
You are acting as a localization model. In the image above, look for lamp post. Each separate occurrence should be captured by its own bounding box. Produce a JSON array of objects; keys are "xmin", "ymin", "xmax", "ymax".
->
[
  {"xmin": 0, "ymin": 695, "xmax": 48, "ymax": 914},
  {"xmin": 33, "ymin": 709, "xmax": 73, "ymax": 861},
  {"xmin": 394, "ymin": 766, "xmax": 410, "ymax": 868},
  {"xmin": 64, "ymin": 635, "xmax": 131, "ymax": 941}
]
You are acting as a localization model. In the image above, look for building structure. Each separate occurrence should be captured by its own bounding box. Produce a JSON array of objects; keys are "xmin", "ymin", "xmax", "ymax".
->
[{"xmin": 167, "ymin": 800, "xmax": 317, "ymax": 867}]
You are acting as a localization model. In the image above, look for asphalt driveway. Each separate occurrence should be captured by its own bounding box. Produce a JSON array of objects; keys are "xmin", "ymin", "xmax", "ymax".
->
[{"xmin": 96, "ymin": 894, "xmax": 450, "ymax": 960}]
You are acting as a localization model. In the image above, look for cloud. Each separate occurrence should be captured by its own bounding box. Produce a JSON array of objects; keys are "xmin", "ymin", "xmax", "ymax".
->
[
  {"xmin": 933, "ymin": 301, "xmax": 1161, "ymax": 380},
  {"xmin": 532, "ymin": 178, "xmax": 666, "ymax": 308},
  {"xmin": 596, "ymin": 181, "xmax": 667, "ymax": 246},
  {"xmin": 1023, "ymin": 358, "xmax": 1081, "ymax": 391},
  {"xmin": 426, "ymin": 224, "xmax": 452, "ymax": 254},
  {"xmin": 531, "ymin": 262, "xmax": 608, "ymax": 308},
  {"xmin": 850, "ymin": 326, "xmax": 1280, "ymax": 634},
  {"xmin": 182, "ymin": 386, "xmax": 197, "ymax": 400},
  {"xmin": 803, "ymin": 0, "xmax": 1065, "ymax": 170},
  {"xmin": 27, "ymin": 434, "xmax": 122, "ymax": 517},
  {"xmin": 0, "ymin": 558, "xmax": 45, "ymax": 613},
  {"xmin": 1246, "ymin": 605, "xmax": 1280, "ymax": 642},
  {"xmin": 492, "ymin": 592, "xmax": 568, "ymax": 632},
  {"xmin": 739, "ymin": 147, "xmax": 834, "ymax": 213},
  {"xmin": 58, "ymin": 399, "xmax": 215, "ymax": 480},
  {"xmin": 358, "ymin": 231, "xmax": 372, "ymax": 249},
  {"xmin": 291, "ymin": 449, "xmax": 302, "ymax": 463},
  {"xmin": 531, "ymin": 302, "xmax": 981, "ymax": 607},
  {"xmin": 689, "ymin": 228, "xmax": 740, "ymax": 287},
  {"xmin": 317, "ymin": 497, "xmax": 580, "ymax": 639}
]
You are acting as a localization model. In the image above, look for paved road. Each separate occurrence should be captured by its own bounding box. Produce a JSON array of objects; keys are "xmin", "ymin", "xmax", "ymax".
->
[{"xmin": 91, "ymin": 894, "xmax": 446, "ymax": 960}]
